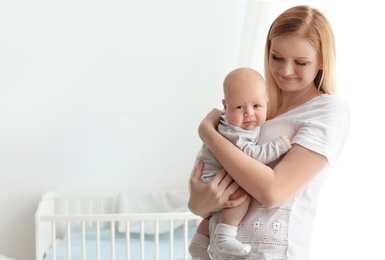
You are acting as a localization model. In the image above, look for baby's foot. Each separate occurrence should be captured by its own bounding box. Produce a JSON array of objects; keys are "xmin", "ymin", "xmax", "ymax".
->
[
  {"xmin": 215, "ymin": 237, "xmax": 251, "ymax": 256},
  {"xmin": 214, "ymin": 223, "xmax": 251, "ymax": 256}
]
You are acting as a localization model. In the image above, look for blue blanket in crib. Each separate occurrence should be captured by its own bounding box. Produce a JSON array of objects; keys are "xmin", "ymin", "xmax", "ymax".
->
[{"xmin": 43, "ymin": 224, "xmax": 196, "ymax": 260}]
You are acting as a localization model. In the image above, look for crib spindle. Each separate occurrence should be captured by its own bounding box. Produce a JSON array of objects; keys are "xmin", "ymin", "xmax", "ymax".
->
[
  {"xmin": 169, "ymin": 219, "xmax": 174, "ymax": 260},
  {"xmin": 111, "ymin": 221, "xmax": 115, "ymax": 260},
  {"xmin": 155, "ymin": 220, "xmax": 159, "ymax": 260},
  {"xmin": 96, "ymin": 221, "xmax": 101, "ymax": 260},
  {"xmin": 52, "ymin": 222, "xmax": 56, "ymax": 260},
  {"xmin": 66, "ymin": 222, "xmax": 72, "ymax": 260},
  {"xmin": 140, "ymin": 220, "xmax": 145, "ymax": 260},
  {"xmin": 125, "ymin": 221, "xmax": 130, "ymax": 260},
  {"xmin": 81, "ymin": 222, "xmax": 86, "ymax": 260},
  {"xmin": 184, "ymin": 219, "xmax": 189, "ymax": 259}
]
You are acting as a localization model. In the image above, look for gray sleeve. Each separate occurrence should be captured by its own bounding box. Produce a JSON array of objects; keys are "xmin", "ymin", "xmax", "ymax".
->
[
  {"xmin": 218, "ymin": 117, "xmax": 288, "ymax": 165},
  {"xmin": 240, "ymin": 137, "xmax": 288, "ymax": 164}
]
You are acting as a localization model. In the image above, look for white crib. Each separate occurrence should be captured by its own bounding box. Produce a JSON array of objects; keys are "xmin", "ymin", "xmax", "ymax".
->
[{"xmin": 35, "ymin": 191, "xmax": 201, "ymax": 260}]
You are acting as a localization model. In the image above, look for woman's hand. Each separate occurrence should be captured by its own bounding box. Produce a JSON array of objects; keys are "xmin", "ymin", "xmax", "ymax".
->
[
  {"xmin": 188, "ymin": 160, "xmax": 249, "ymax": 218},
  {"xmin": 198, "ymin": 108, "xmax": 223, "ymax": 143}
]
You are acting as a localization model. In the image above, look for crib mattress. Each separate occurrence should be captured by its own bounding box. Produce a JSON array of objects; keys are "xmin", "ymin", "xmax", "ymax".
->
[{"xmin": 43, "ymin": 223, "xmax": 196, "ymax": 260}]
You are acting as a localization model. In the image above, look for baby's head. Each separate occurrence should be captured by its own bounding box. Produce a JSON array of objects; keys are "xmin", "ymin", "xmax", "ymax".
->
[{"xmin": 222, "ymin": 67, "xmax": 268, "ymax": 130}]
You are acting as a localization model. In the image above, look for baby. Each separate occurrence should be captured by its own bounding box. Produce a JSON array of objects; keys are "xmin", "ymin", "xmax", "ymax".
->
[{"xmin": 189, "ymin": 67, "xmax": 292, "ymax": 256}]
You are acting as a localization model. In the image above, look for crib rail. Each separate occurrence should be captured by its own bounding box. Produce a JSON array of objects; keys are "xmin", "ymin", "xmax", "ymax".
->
[{"xmin": 35, "ymin": 191, "xmax": 201, "ymax": 260}]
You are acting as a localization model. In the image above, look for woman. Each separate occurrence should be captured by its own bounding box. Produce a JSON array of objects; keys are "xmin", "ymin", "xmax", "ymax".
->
[{"xmin": 188, "ymin": 5, "xmax": 350, "ymax": 259}]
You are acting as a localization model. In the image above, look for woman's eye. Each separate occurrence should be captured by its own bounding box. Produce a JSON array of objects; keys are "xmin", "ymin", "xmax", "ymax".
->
[
  {"xmin": 296, "ymin": 61, "xmax": 308, "ymax": 66},
  {"xmin": 272, "ymin": 55, "xmax": 282, "ymax": 60}
]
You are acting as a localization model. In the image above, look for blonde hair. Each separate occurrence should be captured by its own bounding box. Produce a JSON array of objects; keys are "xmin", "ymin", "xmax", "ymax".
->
[{"xmin": 264, "ymin": 5, "xmax": 337, "ymax": 119}]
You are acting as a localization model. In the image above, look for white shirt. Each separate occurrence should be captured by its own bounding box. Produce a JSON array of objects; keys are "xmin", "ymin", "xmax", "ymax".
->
[{"xmin": 208, "ymin": 94, "xmax": 350, "ymax": 260}]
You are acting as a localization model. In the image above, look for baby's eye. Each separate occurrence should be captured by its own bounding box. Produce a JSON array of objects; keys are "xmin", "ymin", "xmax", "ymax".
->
[
  {"xmin": 235, "ymin": 105, "xmax": 244, "ymax": 110},
  {"xmin": 253, "ymin": 104, "xmax": 261, "ymax": 108}
]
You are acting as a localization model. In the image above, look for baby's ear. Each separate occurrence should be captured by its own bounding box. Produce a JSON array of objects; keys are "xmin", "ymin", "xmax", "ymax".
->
[
  {"xmin": 266, "ymin": 97, "xmax": 269, "ymax": 103},
  {"xmin": 222, "ymin": 99, "xmax": 227, "ymax": 109}
]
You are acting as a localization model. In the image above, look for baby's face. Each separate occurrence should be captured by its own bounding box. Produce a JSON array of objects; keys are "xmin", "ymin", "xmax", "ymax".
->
[{"xmin": 224, "ymin": 80, "xmax": 268, "ymax": 130}]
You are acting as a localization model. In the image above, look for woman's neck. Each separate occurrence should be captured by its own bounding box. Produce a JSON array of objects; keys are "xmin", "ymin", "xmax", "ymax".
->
[{"xmin": 276, "ymin": 87, "xmax": 322, "ymax": 116}]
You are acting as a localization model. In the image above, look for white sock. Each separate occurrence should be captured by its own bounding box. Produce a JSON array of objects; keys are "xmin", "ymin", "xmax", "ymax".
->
[
  {"xmin": 214, "ymin": 223, "xmax": 251, "ymax": 256},
  {"xmin": 189, "ymin": 233, "xmax": 211, "ymax": 260}
]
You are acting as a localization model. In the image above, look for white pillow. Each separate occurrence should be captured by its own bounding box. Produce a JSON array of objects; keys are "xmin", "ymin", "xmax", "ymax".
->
[{"xmin": 117, "ymin": 190, "xmax": 190, "ymax": 234}]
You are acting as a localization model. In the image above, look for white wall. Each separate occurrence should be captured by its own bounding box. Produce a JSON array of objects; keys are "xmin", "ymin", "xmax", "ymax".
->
[
  {"xmin": 0, "ymin": 1, "xmax": 248, "ymax": 259},
  {"xmin": 1, "ymin": 1, "xmax": 384, "ymax": 259}
]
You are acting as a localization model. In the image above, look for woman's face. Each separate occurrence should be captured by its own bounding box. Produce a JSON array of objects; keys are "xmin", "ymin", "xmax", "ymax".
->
[{"xmin": 269, "ymin": 36, "xmax": 322, "ymax": 93}]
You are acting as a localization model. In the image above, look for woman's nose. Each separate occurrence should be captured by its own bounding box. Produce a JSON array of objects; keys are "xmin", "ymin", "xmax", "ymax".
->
[{"xmin": 281, "ymin": 63, "xmax": 294, "ymax": 75}]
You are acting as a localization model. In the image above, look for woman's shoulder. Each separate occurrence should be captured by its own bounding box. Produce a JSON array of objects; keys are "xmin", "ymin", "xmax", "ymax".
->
[
  {"xmin": 312, "ymin": 94, "xmax": 349, "ymax": 110},
  {"xmin": 267, "ymin": 94, "xmax": 350, "ymax": 127},
  {"xmin": 308, "ymin": 94, "xmax": 347, "ymax": 106},
  {"xmin": 293, "ymin": 94, "xmax": 350, "ymax": 165},
  {"xmin": 300, "ymin": 94, "xmax": 350, "ymax": 119}
]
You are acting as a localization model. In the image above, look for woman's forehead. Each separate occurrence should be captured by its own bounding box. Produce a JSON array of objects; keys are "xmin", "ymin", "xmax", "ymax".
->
[{"xmin": 270, "ymin": 36, "xmax": 318, "ymax": 59}]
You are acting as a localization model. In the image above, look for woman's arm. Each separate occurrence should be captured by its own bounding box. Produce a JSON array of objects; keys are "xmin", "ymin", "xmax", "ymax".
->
[
  {"xmin": 199, "ymin": 109, "xmax": 328, "ymax": 208},
  {"xmin": 188, "ymin": 160, "xmax": 249, "ymax": 217}
]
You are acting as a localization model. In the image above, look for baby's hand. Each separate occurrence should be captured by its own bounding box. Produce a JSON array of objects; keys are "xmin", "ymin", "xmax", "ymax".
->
[{"xmin": 280, "ymin": 135, "xmax": 293, "ymax": 150}]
